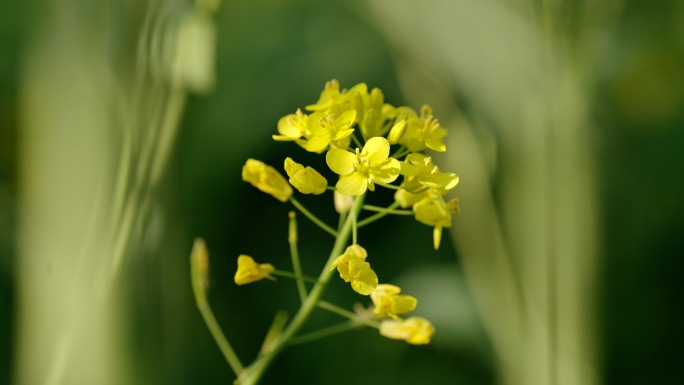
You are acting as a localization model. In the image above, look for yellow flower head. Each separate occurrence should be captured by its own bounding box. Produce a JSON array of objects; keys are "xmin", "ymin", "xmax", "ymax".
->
[
  {"xmin": 389, "ymin": 105, "xmax": 447, "ymax": 152},
  {"xmin": 306, "ymin": 80, "xmax": 367, "ymax": 117},
  {"xmin": 303, "ymin": 111, "xmax": 356, "ymax": 153},
  {"xmin": 272, "ymin": 108, "xmax": 309, "ymax": 142},
  {"xmin": 242, "ymin": 159, "xmax": 293, "ymax": 202},
  {"xmin": 326, "ymin": 137, "xmax": 401, "ymax": 196},
  {"xmin": 284, "ymin": 157, "xmax": 328, "ymax": 195},
  {"xmin": 234, "ymin": 255, "xmax": 275, "ymax": 286},
  {"xmin": 371, "ymin": 284, "xmax": 417, "ymax": 320},
  {"xmin": 400, "ymin": 153, "xmax": 459, "ymax": 193},
  {"xmin": 379, "ymin": 316, "xmax": 435, "ymax": 345},
  {"xmin": 413, "ymin": 191, "xmax": 459, "ymax": 249},
  {"xmin": 350, "ymin": 86, "xmax": 397, "ymax": 139},
  {"xmin": 394, "ymin": 188, "xmax": 427, "ymax": 209},
  {"xmin": 330, "ymin": 244, "xmax": 378, "ymax": 295}
]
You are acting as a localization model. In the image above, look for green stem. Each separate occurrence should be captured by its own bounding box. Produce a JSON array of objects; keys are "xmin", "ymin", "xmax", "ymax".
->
[
  {"xmin": 288, "ymin": 212, "xmax": 307, "ymax": 302},
  {"xmin": 318, "ymin": 300, "xmax": 381, "ymax": 329},
  {"xmin": 236, "ymin": 194, "xmax": 365, "ymax": 385},
  {"xmin": 351, "ymin": 133, "xmax": 364, "ymax": 149},
  {"xmin": 271, "ymin": 270, "xmax": 318, "ymax": 284},
  {"xmin": 190, "ymin": 239, "xmax": 243, "ymax": 376},
  {"xmin": 374, "ymin": 181, "xmax": 401, "ymax": 190},
  {"xmin": 390, "ymin": 147, "xmax": 409, "ymax": 159},
  {"xmin": 196, "ymin": 302, "xmax": 244, "ymax": 375},
  {"xmin": 287, "ymin": 321, "xmax": 357, "ymax": 346},
  {"xmin": 290, "ymin": 196, "xmax": 337, "ymax": 237},
  {"xmin": 357, "ymin": 201, "xmax": 402, "ymax": 228},
  {"xmin": 362, "ymin": 204, "xmax": 414, "ymax": 216},
  {"xmin": 352, "ymin": 197, "xmax": 358, "ymax": 244}
]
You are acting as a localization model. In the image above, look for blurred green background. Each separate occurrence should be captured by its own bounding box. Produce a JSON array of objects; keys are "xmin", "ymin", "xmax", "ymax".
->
[{"xmin": 1, "ymin": 0, "xmax": 683, "ymax": 384}]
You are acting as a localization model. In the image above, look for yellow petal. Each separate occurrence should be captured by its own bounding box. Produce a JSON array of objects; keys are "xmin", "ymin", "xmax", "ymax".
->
[
  {"xmin": 326, "ymin": 149, "xmax": 356, "ymax": 175},
  {"xmin": 336, "ymin": 172, "xmax": 368, "ymax": 196},
  {"xmin": 304, "ymin": 135, "xmax": 330, "ymax": 153},
  {"xmin": 234, "ymin": 255, "xmax": 275, "ymax": 285},
  {"xmin": 335, "ymin": 110, "xmax": 357, "ymax": 128},
  {"xmin": 242, "ymin": 159, "xmax": 292, "ymax": 202},
  {"xmin": 284, "ymin": 157, "xmax": 305, "ymax": 178},
  {"xmin": 387, "ymin": 120, "xmax": 406, "ymax": 144},
  {"xmin": 362, "ymin": 137, "xmax": 390, "ymax": 164},
  {"xmin": 370, "ymin": 157, "xmax": 400, "ymax": 183},
  {"xmin": 379, "ymin": 317, "xmax": 435, "ymax": 345},
  {"xmin": 348, "ymin": 258, "xmax": 378, "ymax": 295},
  {"xmin": 290, "ymin": 166, "xmax": 327, "ymax": 195}
]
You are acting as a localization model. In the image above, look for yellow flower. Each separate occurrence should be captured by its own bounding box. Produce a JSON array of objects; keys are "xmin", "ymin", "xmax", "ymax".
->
[
  {"xmin": 272, "ymin": 108, "xmax": 309, "ymax": 142},
  {"xmin": 330, "ymin": 244, "xmax": 378, "ymax": 295},
  {"xmin": 394, "ymin": 188, "xmax": 427, "ymax": 209},
  {"xmin": 306, "ymin": 79, "xmax": 367, "ymax": 117},
  {"xmin": 284, "ymin": 157, "xmax": 327, "ymax": 195},
  {"xmin": 400, "ymin": 153, "xmax": 459, "ymax": 193},
  {"xmin": 413, "ymin": 191, "xmax": 459, "ymax": 249},
  {"xmin": 352, "ymin": 86, "xmax": 397, "ymax": 139},
  {"xmin": 389, "ymin": 105, "xmax": 447, "ymax": 152},
  {"xmin": 379, "ymin": 316, "xmax": 435, "ymax": 345},
  {"xmin": 371, "ymin": 284, "xmax": 417, "ymax": 320},
  {"xmin": 326, "ymin": 137, "xmax": 401, "ymax": 196},
  {"xmin": 242, "ymin": 159, "xmax": 293, "ymax": 202},
  {"xmin": 303, "ymin": 111, "xmax": 356, "ymax": 153},
  {"xmin": 234, "ymin": 255, "xmax": 275, "ymax": 285}
]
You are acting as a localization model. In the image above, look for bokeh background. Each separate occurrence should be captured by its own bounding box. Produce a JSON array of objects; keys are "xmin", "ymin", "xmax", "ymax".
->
[{"xmin": 1, "ymin": 0, "xmax": 683, "ymax": 384}]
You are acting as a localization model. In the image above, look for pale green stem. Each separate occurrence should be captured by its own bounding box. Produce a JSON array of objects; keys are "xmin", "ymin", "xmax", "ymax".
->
[
  {"xmin": 196, "ymin": 301, "xmax": 244, "ymax": 376},
  {"xmin": 352, "ymin": 197, "xmax": 358, "ymax": 244},
  {"xmin": 270, "ymin": 270, "xmax": 318, "ymax": 284},
  {"xmin": 287, "ymin": 321, "xmax": 357, "ymax": 346},
  {"xmin": 258, "ymin": 311, "xmax": 288, "ymax": 357},
  {"xmin": 374, "ymin": 181, "xmax": 401, "ymax": 190},
  {"xmin": 357, "ymin": 201, "xmax": 402, "ymax": 228},
  {"xmin": 362, "ymin": 204, "xmax": 413, "ymax": 215},
  {"xmin": 318, "ymin": 300, "xmax": 381, "ymax": 329},
  {"xmin": 288, "ymin": 212, "xmax": 307, "ymax": 302},
  {"xmin": 390, "ymin": 147, "xmax": 409, "ymax": 159},
  {"xmin": 191, "ymin": 252, "xmax": 243, "ymax": 376},
  {"xmin": 289, "ymin": 196, "xmax": 337, "ymax": 237},
  {"xmin": 352, "ymin": 133, "xmax": 364, "ymax": 148},
  {"xmin": 236, "ymin": 194, "xmax": 365, "ymax": 385}
]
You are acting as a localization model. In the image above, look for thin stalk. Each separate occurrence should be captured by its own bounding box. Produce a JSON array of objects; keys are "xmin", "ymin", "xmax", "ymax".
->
[
  {"xmin": 351, "ymin": 133, "xmax": 364, "ymax": 149},
  {"xmin": 362, "ymin": 204, "xmax": 413, "ymax": 215},
  {"xmin": 190, "ymin": 239, "xmax": 243, "ymax": 376},
  {"xmin": 374, "ymin": 181, "xmax": 401, "ymax": 190},
  {"xmin": 390, "ymin": 147, "xmax": 409, "ymax": 159},
  {"xmin": 288, "ymin": 212, "xmax": 307, "ymax": 302},
  {"xmin": 352, "ymin": 197, "xmax": 358, "ymax": 244},
  {"xmin": 196, "ymin": 301, "xmax": 244, "ymax": 376},
  {"xmin": 236, "ymin": 195, "xmax": 365, "ymax": 385},
  {"xmin": 290, "ymin": 196, "xmax": 337, "ymax": 237},
  {"xmin": 287, "ymin": 321, "xmax": 357, "ymax": 346},
  {"xmin": 318, "ymin": 301, "xmax": 380, "ymax": 329},
  {"xmin": 357, "ymin": 201, "xmax": 402, "ymax": 228},
  {"xmin": 271, "ymin": 270, "xmax": 318, "ymax": 284}
]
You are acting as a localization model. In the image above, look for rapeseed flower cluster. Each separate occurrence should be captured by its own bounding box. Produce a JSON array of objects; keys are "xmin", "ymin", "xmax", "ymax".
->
[
  {"xmin": 197, "ymin": 80, "xmax": 461, "ymax": 383},
  {"xmin": 237, "ymin": 80, "xmax": 459, "ymax": 346}
]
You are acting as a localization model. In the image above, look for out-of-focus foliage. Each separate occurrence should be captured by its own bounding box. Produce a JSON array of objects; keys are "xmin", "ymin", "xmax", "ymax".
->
[{"xmin": 1, "ymin": 0, "xmax": 683, "ymax": 384}]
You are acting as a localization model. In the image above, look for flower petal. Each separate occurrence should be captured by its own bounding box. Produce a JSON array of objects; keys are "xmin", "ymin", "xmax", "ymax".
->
[
  {"xmin": 349, "ymin": 258, "xmax": 378, "ymax": 295},
  {"xmin": 304, "ymin": 136, "xmax": 331, "ymax": 153},
  {"xmin": 326, "ymin": 149, "xmax": 356, "ymax": 175},
  {"xmin": 336, "ymin": 172, "xmax": 368, "ymax": 196},
  {"xmin": 335, "ymin": 110, "xmax": 357, "ymax": 128},
  {"xmin": 362, "ymin": 137, "xmax": 390, "ymax": 164}
]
